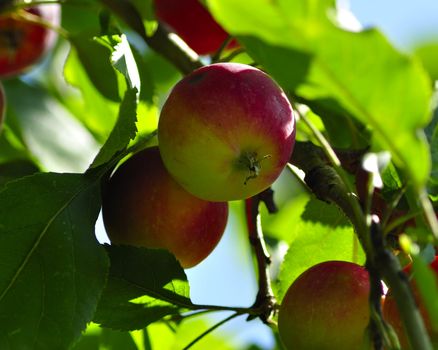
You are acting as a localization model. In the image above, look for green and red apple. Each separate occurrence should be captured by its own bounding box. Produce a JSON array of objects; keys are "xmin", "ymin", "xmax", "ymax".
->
[
  {"xmin": 278, "ymin": 261, "xmax": 371, "ymax": 350},
  {"xmin": 0, "ymin": 4, "xmax": 60, "ymax": 77},
  {"xmin": 158, "ymin": 62, "xmax": 296, "ymax": 202},
  {"xmin": 153, "ymin": 0, "xmax": 237, "ymax": 55},
  {"xmin": 101, "ymin": 146, "xmax": 228, "ymax": 268}
]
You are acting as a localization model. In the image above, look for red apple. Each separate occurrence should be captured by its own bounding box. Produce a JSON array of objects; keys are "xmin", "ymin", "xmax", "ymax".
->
[
  {"xmin": 153, "ymin": 0, "xmax": 237, "ymax": 55},
  {"xmin": 0, "ymin": 4, "xmax": 60, "ymax": 77},
  {"xmin": 101, "ymin": 146, "xmax": 228, "ymax": 268},
  {"xmin": 383, "ymin": 257, "xmax": 438, "ymax": 349},
  {"xmin": 158, "ymin": 62, "xmax": 296, "ymax": 201},
  {"xmin": 278, "ymin": 261, "xmax": 371, "ymax": 350}
]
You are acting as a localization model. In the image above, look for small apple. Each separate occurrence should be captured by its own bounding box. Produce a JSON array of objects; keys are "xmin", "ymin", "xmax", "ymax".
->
[
  {"xmin": 278, "ymin": 261, "xmax": 371, "ymax": 350},
  {"xmin": 153, "ymin": 0, "xmax": 237, "ymax": 55},
  {"xmin": 101, "ymin": 146, "xmax": 228, "ymax": 268},
  {"xmin": 158, "ymin": 62, "xmax": 295, "ymax": 201},
  {"xmin": 0, "ymin": 4, "xmax": 60, "ymax": 77},
  {"xmin": 383, "ymin": 256, "xmax": 438, "ymax": 349}
]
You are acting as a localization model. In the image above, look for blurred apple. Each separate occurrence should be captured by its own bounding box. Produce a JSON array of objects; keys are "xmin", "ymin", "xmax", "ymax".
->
[
  {"xmin": 158, "ymin": 62, "xmax": 295, "ymax": 201},
  {"xmin": 0, "ymin": 4, "xmax": 60, "ymax": 77},
  {"xmin": 153, "ymin": 0, "xmax": 237, "ymax": 55},
  {"xmin": 101, "ymin": 146, "xmax": 228, "ymax": 268},
  {"xmin": 278, "ymin": 261, "xmax": 371, "ymax": 350}
]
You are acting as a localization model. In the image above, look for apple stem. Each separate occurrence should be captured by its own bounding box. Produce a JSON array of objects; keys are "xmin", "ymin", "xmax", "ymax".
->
[
  {"xmin": 238, "ymin": 151, "xmax": 271, "ymax": 185},
  {"xmin": 245, "ymin": 188, "xmax": 278, "ymax": 324}
]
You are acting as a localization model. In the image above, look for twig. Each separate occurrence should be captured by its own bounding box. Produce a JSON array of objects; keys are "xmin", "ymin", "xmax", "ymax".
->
[
  {"xmin": 245, "ymin": 188, "xmax": 277, "ymax": 323},
  {"xmin": 182, "ymin": 312, "xmax": 242, "ymax": 350}
]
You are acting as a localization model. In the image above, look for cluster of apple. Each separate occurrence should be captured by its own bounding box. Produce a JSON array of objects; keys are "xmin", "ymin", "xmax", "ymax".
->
[
  {"xmin": 101, "ymin": 61, "xmax": 296, "ymax": 267},
  {"xmin": 0, "ymin": 2, "xmax": 61, "ymax": 128}
]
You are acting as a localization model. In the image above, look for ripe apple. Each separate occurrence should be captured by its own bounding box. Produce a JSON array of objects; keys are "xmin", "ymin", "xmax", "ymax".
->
[
  {"xmin": 101, "ymin": 146, "xmax": 228, "ymax": 268},
  {"xmin": 382, "ymin": 256, "xmax": 438, "ymax": 349},
  {"xmin": 153, "ymin": 0, "xmax": 238, "ymax": 55},
  {"xmin": 0, "ymin": 4, "xmax": 60, "ymax": 77},
  {"xmin": 278, "ymin": 261, "xmax": 371, "ymax": 350},
  {"xmin": 158, "ymin": 62, "xmax": 296, "ymax": 202}
]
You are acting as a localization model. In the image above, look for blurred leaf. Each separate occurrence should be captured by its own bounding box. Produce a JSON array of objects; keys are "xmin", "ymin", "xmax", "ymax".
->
[
  {"xmin": 411, "ymin": 256, "xmax": 438, "ymax": 334},
  {"xmin": 0, "ymin": 126, "xmax": 31, "ymax": 163},
  {"xmin": 426, "ymin": 105, "xmax": 438, "ymax": 199},
  {"xmin": 94, "ymin": 245, "xmax": 193, "ymax": 331},
  {"xmin": 0, "ymin": 172, "xmax": 109, "ymax": 350},
  {"xmin": 62, "ymin": 0, "xmax": 102, "ymax": 35},
  {"xmin": 275, "ymin": 198, "xmax": 366, "ymax": 301},
  {"xmin": 91, "ymin": 87, "xmax": 138, "ymax": 168},
  {"xmin": 70, "ymin": 32, "xmax": 125, "ymax": 102},
  {"xmin": 414, "ymin": 41, "xmax": 438, "ymax": 82},
  {"xmin": 208, "ymin": 0, "xmax": 432, "ymax": 188},
  {"xmin": 73, "ymin": 323, "xmax": 138, "ymax": 350},
  {"xmin": 3, "ymin": 80, "xmax": 100, "ymax": 172},
  {"xmin": 63, "ymin": 42, "xmax": 119, "ymax": 142}
]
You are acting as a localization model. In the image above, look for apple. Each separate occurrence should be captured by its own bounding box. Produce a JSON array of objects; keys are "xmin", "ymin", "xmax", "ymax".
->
[
  {"xmin": 0, "ymin": 4, "xmax": 60, "ymax": 77},
  {"xmin": 158, "ymin": 62, "xmax": 296, "ymax": 201},
  {"xmin": 382, "ymin": 256, "xmax": 438, "ymax": 349},
  {"xmin": 101, "ymin": 146, "xmax": 228, "ymax": 268},
  {"xmin": 278, "ymin": 261, "xmax": 371, "ymax": 350},
  {"xmin": 153, "ymin": 0, "xmax": 238, "ymax": 55}
]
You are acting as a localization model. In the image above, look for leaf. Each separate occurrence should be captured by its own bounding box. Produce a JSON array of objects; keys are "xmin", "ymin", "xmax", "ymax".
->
[
  {"xmin": 72, "ymin": 323, "xmax": 138, "ymax": 350},
  {"xmin": 3, "ymin": 80, "xmax": 100, "ymax": 172},
  {"xmin": 70, "ymin": 32, "xmax": 125, "ymax": 102},
  {"xmin": 94, "ymin": 245, "xmax": 193, "ymax": 331},
  {"xmin": 63, "ymin": 43, "xmax": 119, "ymax": 142},
  {"xmin": 0, "ymin": 172, "xmax": 109, "ymax": 350},
  {"xmin": 111, "ymin": 34, "xmax": 141, "ymax": 92},
  {"xmin": 0, "ymin": 160, "xmax": 39, "ymax": 189},
  {"xmin": 208, "ymin": 0, "xmax": 432, "ymax": 188},
  {"xmin": 275, "ymin": 198, "xmax": 366, "ymax": 301},
  {"xmin": 91, "ymin": 88, "xmax": 138, "ymax": 168}
]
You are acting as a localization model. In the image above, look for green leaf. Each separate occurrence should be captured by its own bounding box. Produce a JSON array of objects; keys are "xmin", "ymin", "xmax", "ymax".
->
[
  {"xmin": 91, "ymin": 88, "xmax": 138, "ymax": 168},
  {"xmin": 0, "ymin": 159, "xmax": 39, "ymax": 188},
  {"xmin": 94, "ymin": 245, "xmax": 193, "ymax": 331},
  {"xmin": 3, "ymin": 80, "xmax": 100, "ymax": 172},
  {"xmin": 73, "ymin": 323, "xmax": 138, "ymax": 350},
  {"xmin": 208, "ymin": 0, "xmax": 432, "ymax": 188},
  {"xmin": 414, "ymin": 41, "xmax": 438, "ymax": 82},
  {"xmin": 63, "ymin": 43, "xmax": 119, "ymax": 142},
  {"xmin": 275, "ymin": 198, "xmax": 366, "ymax": 301},
  {"xmin": 411, "ymin": 256, "xmax": 438, "ymax": 334},
  {"xmin": 0, "ymin": 173, "xmax": 109, "ymax": 349},
  {"xmin": 111, "ymin": 34, "xmax": 141, "ymax": 92},
  {"xmin": 70, "ymin": 32, "xmax": 125, "ymax": 102}
]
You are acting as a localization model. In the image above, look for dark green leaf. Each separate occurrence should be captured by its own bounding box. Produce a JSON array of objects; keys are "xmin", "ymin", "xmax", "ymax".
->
[
  {"xmin": 0, "ymin": 173, "xmax": 109, "ymax": 349},
  {"xmin": 94, "ymin": 245, "xmax": 192, "ymax": 331}
]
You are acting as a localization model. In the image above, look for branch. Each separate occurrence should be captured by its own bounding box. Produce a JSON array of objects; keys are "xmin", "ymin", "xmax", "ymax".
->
[
  {"xmin": 98, "ymin": 0, "xmax": 203, "ymax": 75},
  {"xmin": 245, "ymin": 188, "xmax": 277, "ymax": 323}
]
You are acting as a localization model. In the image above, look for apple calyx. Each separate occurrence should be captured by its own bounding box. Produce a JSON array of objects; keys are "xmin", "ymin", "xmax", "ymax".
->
[{"xmin": 237, "ymin": 151, "xmax": 272, "ymax": 185}]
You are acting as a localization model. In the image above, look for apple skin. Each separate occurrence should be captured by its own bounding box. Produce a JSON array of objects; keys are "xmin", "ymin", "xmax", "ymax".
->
[
  {"xmin": 0, "ymin": 4, "xmax": 60, "ymax": 77},
  {"xmin": 158, "ymin": 62, "xmax": 296, "ymax": 202},
  {"xmin": 278, "ymin": 261, "xmax": 371, "ymax": 350},
  {"xmin": 153, "ymin": 0, "xmax": 237, "ymax": 55},
  {"xmin": 101, "ymin": 146, "xmax": 228, "ymax": 269},
  {"xmin": 383, "ymin": 256, "xmax": 438, "ymax": 349}
]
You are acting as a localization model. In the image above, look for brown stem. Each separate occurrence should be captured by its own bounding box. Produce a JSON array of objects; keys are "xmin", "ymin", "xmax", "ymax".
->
[{"xmin": 245, "ymin": 188, "xmax": 277, "ymax": 323}]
